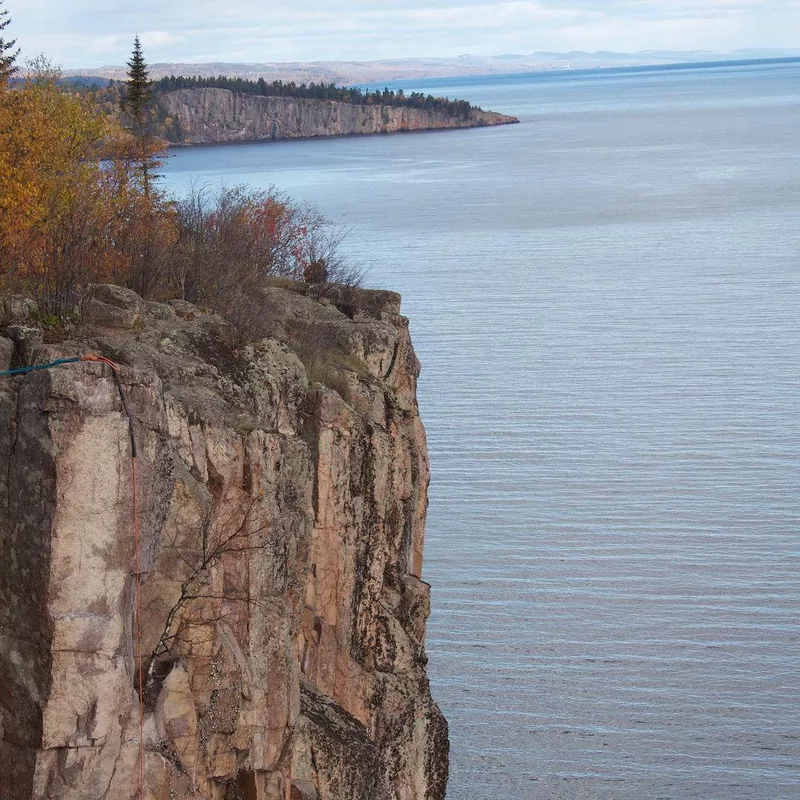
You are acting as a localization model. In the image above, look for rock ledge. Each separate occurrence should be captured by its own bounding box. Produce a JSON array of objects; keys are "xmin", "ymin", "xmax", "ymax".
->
[{"xmin": 0, "ymin": 284, "xmax": 448, "ymax": 800}]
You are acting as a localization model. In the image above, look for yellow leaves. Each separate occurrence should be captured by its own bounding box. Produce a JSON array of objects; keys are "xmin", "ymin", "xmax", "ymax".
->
[
  {"xmin": 0, "ymin": 64, "xmax": 166, "ymax": 315},
  {"xmin": 0, "ymin": 76, "xmax": 101, "ymax": 244}
]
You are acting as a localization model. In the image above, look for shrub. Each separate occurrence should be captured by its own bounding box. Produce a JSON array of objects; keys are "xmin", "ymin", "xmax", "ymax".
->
[
  {"xmin": 168, "ymin": 185, "xmax": 363, "ymax": 342},
  {"xmin": 0, "ymin": 60, "xmax": 362, "ymax": 335}
]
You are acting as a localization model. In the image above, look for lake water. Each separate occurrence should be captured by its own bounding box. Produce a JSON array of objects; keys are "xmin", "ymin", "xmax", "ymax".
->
[{"xmin": 162, "ymin": 61, "xmax": 800, "ymax": 799}]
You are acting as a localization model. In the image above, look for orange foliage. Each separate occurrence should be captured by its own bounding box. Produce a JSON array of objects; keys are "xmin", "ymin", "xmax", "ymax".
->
[
  {"xmin": 0, "ymin": 63, "xmax": 356, "ymax": 325},
  {"xmin": 0, "ymin": 61, "xmax": 169, "ymax": 316}
]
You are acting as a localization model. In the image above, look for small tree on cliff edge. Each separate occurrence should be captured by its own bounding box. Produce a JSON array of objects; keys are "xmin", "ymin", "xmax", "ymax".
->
[
  {"xmin": 0, "ymin": 0, "xmax": 20, "ymax": 87},
  {"xmin": 121, "ymin": 35, "xmax": 159, "ymax": 198},
  {"xmin": 119, "ymin": 35, "xmax": 171, "ymax": 297}
]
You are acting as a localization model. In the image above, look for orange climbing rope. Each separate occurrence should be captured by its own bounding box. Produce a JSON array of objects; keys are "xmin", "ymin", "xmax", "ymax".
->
[
  {"xmin": 132, "ymin": 454, "xmax": 144, "ymax": 798},
  {"xmin": 106, "ymin": 358, "xmax": 145, "ymax": 800},
  {"xmin": 79, "ymin": 352, "xmax": 122, "ymax": 372}
]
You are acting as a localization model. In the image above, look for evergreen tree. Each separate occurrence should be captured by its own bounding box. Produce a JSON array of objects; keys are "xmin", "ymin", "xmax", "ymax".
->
[
  {"xmin": 123, "ymin": 35, "xmax": 151, "ymax": 123},
  {"xmin": 0, "ymin": 0, "xmax": 20, "ymax": 86},
  {"xmin": 119, "ymin": 36, "xmax": 166, "ymax": 296},
  {"xmin": 120, "ymin": 35, "xmax": 159, "ymax": 201},
  {"xmin": 147, "ymin": 71, "xmax": 478, "ymax": 119}
]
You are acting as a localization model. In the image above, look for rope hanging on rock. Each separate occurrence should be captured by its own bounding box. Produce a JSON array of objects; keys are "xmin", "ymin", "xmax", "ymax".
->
[
  {"xmin": 0, "ymin": 356, "xmax": 83, "ymax": 376},
  {"xmin": 0, "ymin": 352, "xmax": 122, "ymax": 377},
  {"xmin": 110, "ymin": 364, "xmax": 144, "ymax": 799},
  {"xmin": 0, "ymin": 352, "xmax": 145, "ymax": 799}
]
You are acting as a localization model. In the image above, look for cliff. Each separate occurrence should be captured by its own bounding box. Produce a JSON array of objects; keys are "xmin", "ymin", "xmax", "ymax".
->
[
  {"xmin": 0, "ymin": 283, "xmax": 448, "ymax": 800},
  {"xmin": 158, "ymin": 88, "xmax": 518, "ymax": 145}
]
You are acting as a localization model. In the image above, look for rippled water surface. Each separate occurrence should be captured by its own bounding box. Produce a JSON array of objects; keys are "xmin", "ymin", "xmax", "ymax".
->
[{"xmin": 163, "ymin": 61, "xmax": 800, "ymax": 799}]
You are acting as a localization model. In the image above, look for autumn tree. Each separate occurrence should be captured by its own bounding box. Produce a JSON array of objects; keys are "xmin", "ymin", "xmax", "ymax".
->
[
  {"xmin": 0, "ymin": 63, "xmax": 118, "ymax": 315},
  {"xmin": 0, "ymin": 60, "xmax": 172, "ymax": 317}
]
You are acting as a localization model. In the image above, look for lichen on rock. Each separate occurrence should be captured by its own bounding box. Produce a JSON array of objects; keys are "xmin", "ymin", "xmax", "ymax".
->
[{"xmin": 0, "ymin": 283, "xmax": 448, "ymax": 799}]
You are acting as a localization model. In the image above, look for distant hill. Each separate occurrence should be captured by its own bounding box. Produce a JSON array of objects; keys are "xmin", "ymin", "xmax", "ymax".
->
[
  {"xmin": 57, "ymin": 75, "xmax": 113, "ymax": 87},
  {"xmin": 61, "ymin": 49, "xmax": 800, "ymax": 86},
  {"xmin": 9, "ymin": 75, "xmax": 116, "ymax": 88}
]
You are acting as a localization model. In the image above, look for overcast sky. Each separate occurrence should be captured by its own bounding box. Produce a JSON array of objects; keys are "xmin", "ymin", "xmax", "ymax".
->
[{"xmin": 9, "ymin": 0, "xmax": 800, "ymax": 68}]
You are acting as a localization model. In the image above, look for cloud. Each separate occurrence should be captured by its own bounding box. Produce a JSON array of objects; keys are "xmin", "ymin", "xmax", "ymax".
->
[
  {"xmin": 139, "ymin": 31, "xmax": 187, "ymax": 49},
  {"xmin": 8, "ymin": 0, "xmax": 800, "ymax": 67}
]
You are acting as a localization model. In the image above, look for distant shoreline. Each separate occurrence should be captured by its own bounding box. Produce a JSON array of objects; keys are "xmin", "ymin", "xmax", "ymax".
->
[
  {"xmin": 361, "ymin": 55, "xmax": 800, "ymax": 88},
  {"xmin": 164, "ymin": 119, "xmax": 518, "ymax": 150},
  {"xmin": 62, "ymin": 53, "xmax": 800, "ymax": 88}
]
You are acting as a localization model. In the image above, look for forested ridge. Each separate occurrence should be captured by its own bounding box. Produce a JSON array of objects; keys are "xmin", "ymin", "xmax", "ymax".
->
[
  {"xmin": 58, "ymin": 73, "xmax": 483, "ymax": 144},
  {"xmin": 152, "ymin": 74, "xmax": 478, "ymax": 118},
  {"xmin": 64, "ymin": 74, "xmax": 479, "ymax": 120}
]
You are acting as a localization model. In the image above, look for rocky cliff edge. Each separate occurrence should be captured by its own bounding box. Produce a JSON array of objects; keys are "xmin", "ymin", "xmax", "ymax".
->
[
  {"xmin": 0, "ymin": 283, "xmax": 448, "ymax": 800},
  {"xmin": 159, "ymin": 88, "xmax": 519, "ymax": 145}
]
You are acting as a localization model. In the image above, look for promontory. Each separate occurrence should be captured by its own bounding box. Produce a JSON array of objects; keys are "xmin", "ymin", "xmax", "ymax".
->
[{"xmin": 156, "ymin": 87, "xmax": 519, "ymax": 145}]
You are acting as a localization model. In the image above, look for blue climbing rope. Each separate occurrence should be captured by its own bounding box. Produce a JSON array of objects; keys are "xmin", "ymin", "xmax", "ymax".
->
[{"xmin": 0, "ymin": 356, "xmax": 83, "ymax": 378}]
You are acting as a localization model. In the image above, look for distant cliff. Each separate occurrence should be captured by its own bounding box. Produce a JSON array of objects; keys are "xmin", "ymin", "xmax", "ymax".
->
[{"xmin": 158, "ymin": 87, "xmax": 519, "ymax": 145}]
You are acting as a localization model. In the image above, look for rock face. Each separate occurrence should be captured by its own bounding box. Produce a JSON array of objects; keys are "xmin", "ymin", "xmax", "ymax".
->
[
  {"xmin": 0, "ymin": 284, "xmax": 448, "ymax": 799},
  {"xmin": 158, "ymin": 87, "xmax": 519, "ymax": 145}
]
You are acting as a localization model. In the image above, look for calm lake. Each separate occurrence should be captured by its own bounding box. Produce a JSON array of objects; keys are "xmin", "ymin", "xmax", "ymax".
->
[{"xmin": 162, "ymin": 61, "xmax": 800, "ymax": 799}]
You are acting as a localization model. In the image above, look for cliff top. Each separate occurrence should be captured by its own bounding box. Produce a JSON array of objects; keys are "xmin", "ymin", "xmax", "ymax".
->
[
  {"xmin": 1, "ymin": 280, "xmax": 414, "ymax": 434},
  {"xmin": 0, "ymin": 278, "xmax": 447, "ymax": 799}
]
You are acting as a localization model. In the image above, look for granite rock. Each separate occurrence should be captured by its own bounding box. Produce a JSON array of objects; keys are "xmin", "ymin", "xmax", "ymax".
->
[
  {"xmin": 0, "ymin": 283, "xmax": 448, "ymax": 800},
  {"xmin": 159, "ymin": 88, "xmax": 519, "ymax": 145}
]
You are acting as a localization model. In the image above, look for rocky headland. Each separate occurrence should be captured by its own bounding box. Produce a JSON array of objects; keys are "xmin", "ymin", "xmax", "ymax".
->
[
  {"xmin": 0, "ymin": 283, "xmax": 448, "ymax": 799},
  {"xmin": 158, "ymin": 87, "xmax": 518, "ymax": 145}
]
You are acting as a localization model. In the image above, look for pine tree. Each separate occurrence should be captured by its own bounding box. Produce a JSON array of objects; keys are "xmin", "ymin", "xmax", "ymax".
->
[
  {"xmin": 120, "ymin": 35, "xmax": 157, "ymax": 199},
  {"xmin": 119, "ymin": 36, "xmax": 165, "ymax": 296},
  {"xmin": 0, "ymin": 0, "xmax": 20, "ymax": 86},
  {"xmin": 123, "ymin": 35, "xmax": 151, "ymax": 122}
]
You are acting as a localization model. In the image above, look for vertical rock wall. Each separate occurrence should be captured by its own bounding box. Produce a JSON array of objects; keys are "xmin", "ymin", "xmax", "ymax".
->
[
  {"xmin": 158, "ymin": 88, "xmax": 519, "ymax": 145},
  {"xmin": 0, "ymin": 285, "xmax": 448, "ymax": 800}
]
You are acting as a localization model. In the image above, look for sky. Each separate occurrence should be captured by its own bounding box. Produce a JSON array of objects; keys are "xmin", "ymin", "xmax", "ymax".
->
[{"xmin": 8, "ymin": 0, "xmax": 800, "ymax": 68}]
